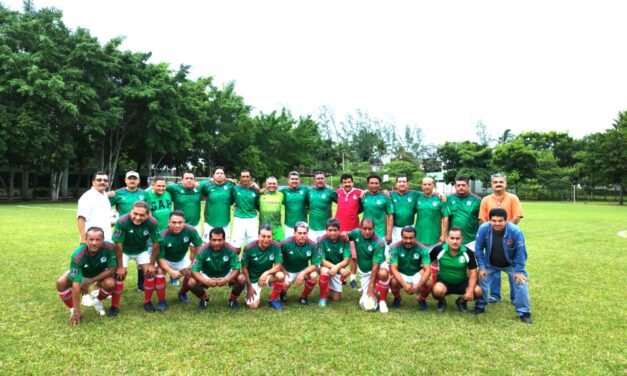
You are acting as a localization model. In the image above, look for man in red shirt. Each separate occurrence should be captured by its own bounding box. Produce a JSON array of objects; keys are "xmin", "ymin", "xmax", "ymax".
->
[{"xmin": 334, "ymin": 173, "xmax": 362, "ymax": 289}]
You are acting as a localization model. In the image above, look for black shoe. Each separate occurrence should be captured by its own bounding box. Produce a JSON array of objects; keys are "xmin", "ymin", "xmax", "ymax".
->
[
  {"xmin": 520, "ymin": 313, "xmax": 533, "ymax": 324},
  {"xmin": 178, "ymin": 291, "xmax": 190, "ymax": 304},
  {"xmin": 279, "ymin": 291, "xmax": 287, "ymax": 303},
  {"xmin": 137, "ymin": 268, "xmax": 145, "ymax": 292},
  {"xmin": 471, "ymin": 307, "xmax": 485, "ymax": 315},
  {"xmin": 229, "ymin": 299, "xmax": 239, "ymax": 310},
  {"xmin": 349, "ymin": 279, "xmax": 358, "ymax": 289},
  {"xmin": 436, "ymin": 299, "xmax": 447, "ymax": 313},
  {"xmin": 143, "ymin": 302, "xmax": 155, "ymax": 313},
  {"xmin": 107, "ymin": 306, "xmax": 119, "ymax": 317},
  {"xmin": 455, "ymin": 297, "xmax": 468, "ymax": 312},
  {"xmin": 418, "ymin": 300, "xmax": 428, "ymax": 311},
  {"xmin": 199, "ymin": 299, "xmax": 208, "ymax": 310},
  {"xmin": 299, "ymin": 297, "xmax": 309, "ymax": 305},
  {"xmin": 392, "ymin": 297, "xmax": 402, "ymax": 308}
]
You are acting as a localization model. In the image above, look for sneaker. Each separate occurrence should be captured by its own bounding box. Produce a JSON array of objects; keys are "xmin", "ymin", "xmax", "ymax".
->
[
  {"xmin": 342, "ymin": 279, "xmax": 347, "ymax": 286},
  {"xmin": 171, "ymin": 276, "xmax": 180, "ymax": 286},
  {"xmin": 228, "ymin": 299, "xmax": 239, "ymax": 310},
  {"xmin": 93, "ymin": 299, "xmax": 106, "ymax": 316},
  {"xmin": 279, "ymin": 291, "xmax": 287, "ymax": 303},
  {"xmin": 520, "ymin": 313, "xmax": 533, "ymax": 324},
  {"xmin": 178, "ymin": 291, "xmax": 190, "ymax": 304},
  {"xmin": 488, "ymin": 296, "xmax": 500, "ymax": 304},
  {"xmin": 318, "ymin": 298, "xmax": 327, "ymax": 307},
  {"xmin": 157, "ymin": 300, "xmax": 168, "ymax": 313},
  {"xmin": 268, "ymin": 299, "xmax": 284, "ymax": 311},
  {"xmin": 436, "ymin": 299, "xmax": 447, "ymax": 313},
  {"xmin": 143, "ymin": 302, "xmax": 155, "ymax": 313},
  {"xmin": 471, "ymin": 307, "xmax": 486, "ymax": 315},
  {"xmin": 379, "ymin": 300, "xmax": 388, "ymax": 313},
  {"xmin": 418, "ymin": 300, "xmax": 428, "ymax": 311},
  {"xmin": 455, "ymin": 297, "xmax": 468, "ymax": 312},
  {"xmin": 392, "ymin": 297, "xmax": 402, "ymax": 308},
  {"xmin": 199, "ymin": 299, "xmax": 208, "ymax": 310},
  {"xmin": 349, "ymin": 279, "xmax": 358, "ymax": 289},
  {"xmin": 107, "ymin": 306, "xmax": 119, "ymax": 317},
  {"xmin": 298, "ymin": 297, "xmax": 309, "ymax": 305}
]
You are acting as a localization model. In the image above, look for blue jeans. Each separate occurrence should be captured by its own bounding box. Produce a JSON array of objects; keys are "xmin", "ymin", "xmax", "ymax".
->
[
  {"xmin": 489, "ymin": 270, "xmax": 515, "ymax": 303},
  {"xmin": 477, "ymin": 266, "xmax": 530, "ymax": 315}
]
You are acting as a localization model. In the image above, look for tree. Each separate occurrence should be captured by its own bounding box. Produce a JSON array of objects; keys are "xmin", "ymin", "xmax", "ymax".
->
[
  {"xmin": 492, "ymin": 138, "xmax": 538, "ymax": 186},
  {"xmin": 437, "ymin": 141, "xmax": 492, "ymax": 185}
]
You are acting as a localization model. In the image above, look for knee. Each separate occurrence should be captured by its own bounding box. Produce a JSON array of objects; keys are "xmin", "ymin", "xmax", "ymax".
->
[
  {"xmin": 432, "ymin": 283, "xmax": 445, "ymax": 298},
  {"xmin": 390, "ymin": 277, "xmax": 399, "ymax": 288},
  {"xmin": 320, "ymin": 267, "xmax": 329, "ymax": 276},
  {"xmin": 274, "ymin": 271, "xmax": 285, "ymax": 282},
  {"xmin": 309, "ymin": 271, "xmax": 319, "ymax": 280},
  {"xmin": 188, "ymin": 278, "xmax": 197, "ymax": 288},
  {"xmin": 101, "ymin": 277, "xmax": 115, "ymax": 291},
  {"xmin": 474, "ymin": 286, "xmax": 483, "ymax": 298},
  {"xmin": 377, "ymin": 269, "xmax": 389, "ymax": 281},
  {"xmin": 56, "ymin": 274, "xmax": 69, "ymax": 291},
  {"xmin": 236, "ymin": 274, "xmax": 246, "ymax": 285}
]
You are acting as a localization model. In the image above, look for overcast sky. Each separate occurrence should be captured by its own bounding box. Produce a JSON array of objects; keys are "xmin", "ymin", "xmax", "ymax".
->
[{"xmin": 4, "ymin": 0, "xmax": 627, "ymax": 145}]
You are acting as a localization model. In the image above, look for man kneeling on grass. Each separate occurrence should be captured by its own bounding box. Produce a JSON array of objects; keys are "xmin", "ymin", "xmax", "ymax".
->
[
  {"xmin": 427, "ymin": 227, "xmax": 482, "ymax": 313},
  {"xmin": 240, "ymin": 225, "xmax": 286, "ymax": 311},
  {"xmin": 188, "ymin": 227, "xmax": 244, "ymax": 310},
  {"xmin": 317, "ymin": 219, "xmax": 351, "ymax": 306},
  {"xmin": 56, "ymin": 227, "xmax": 116, "ymax": 325},
  {"xmin": 280, "ymin": 222, "xmax": 321, "ymax": 305}
]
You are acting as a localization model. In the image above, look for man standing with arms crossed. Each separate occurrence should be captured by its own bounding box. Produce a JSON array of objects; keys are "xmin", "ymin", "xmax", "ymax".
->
[
  {"xmin": 280, "ymin": 171, "xmax": 309, "ymax": 239},
  {"xmin": 307, "ymin": 171, "xmax": 337, "ymax": 242},
  {"xmin": 478, "ymin": 173, "xmax": 523, "ymax": 304}
]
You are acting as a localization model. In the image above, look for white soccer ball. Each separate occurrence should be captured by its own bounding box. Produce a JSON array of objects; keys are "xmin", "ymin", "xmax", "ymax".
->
[{"xmin": 359, "ymin": 294, "xmax": 378, "ymax": 311}]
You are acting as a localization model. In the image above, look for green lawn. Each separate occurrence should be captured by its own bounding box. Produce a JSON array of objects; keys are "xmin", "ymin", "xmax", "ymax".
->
[{"xmin": 0, "ymin": 201, "xmax": 625, "ymax": 374}]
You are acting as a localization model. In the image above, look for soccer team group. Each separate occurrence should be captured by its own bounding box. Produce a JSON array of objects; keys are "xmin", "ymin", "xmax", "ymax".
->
[{"xmin": 57, "ymin": 168, "xmax": 533, "ymax": 325}]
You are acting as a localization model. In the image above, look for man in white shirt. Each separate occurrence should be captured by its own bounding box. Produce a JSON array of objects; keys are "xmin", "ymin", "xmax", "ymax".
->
[{"xmin": 77, "ymin": 171, "xmax": 112, "ymax": 242}]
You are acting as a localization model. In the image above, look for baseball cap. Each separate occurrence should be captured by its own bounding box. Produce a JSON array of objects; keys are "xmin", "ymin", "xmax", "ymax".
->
[{"xmin": 126, "ymin": 171, "xmax": 139, "ymax": 179}]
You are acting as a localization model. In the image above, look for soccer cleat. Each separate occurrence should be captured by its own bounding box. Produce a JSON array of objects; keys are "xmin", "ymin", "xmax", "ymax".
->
[
  {"xmin": 379, "ymin": 300, "xmax": 389, "ymax": 313},
  {"xmin": 171, "ymin": 276, "xmax": 180, "ymax": 286},
  {"xmin": 349, "ymin": 279, "xmax": 358, "ymax": 289},
  {"xmin": 342, "ymin": 279, "xmax": 347, "ymax": 286},
  {"xmin": 107, "ymin": 306, "xmax": 119, "ymax": 317},
  {"xmin": 268, "ymin": 299, "xmax": 284, "ymax": 311},
  {"xmin": 318, "ymin": 298, "xmax": 327, "ymax": 307},
  {"xmin": 436, "ymin": 299, "xmax": 447, "ymax": 313},
  {"xmin": 157, "ymin": 300, "xmax": 168, "ymax": 313},
  {"xmin": 418, "ymin": 299, "xmax": 428, "ymax": 311},
  {"xmin": 279, "ymin": 291, "xmax": 287, "ymax": 303},
  {"xmin": 392, "ymin": 297, "xmax": 402, "ymax": 308},
  {"xmin": 520, "ymin": 313, "xmax": 533, "ymax": 324},
  {"xmin": 229, "ymin": 299, "xmax": 239, "ymax": 310},
  {"xmin": 178, "ymin": 291, "xmax": 190, "ymax": 304},
  {"xmin": 143, "ymin": 302, "xmax": 156, "ymax": 313},
  {"xmin": 93, "ymin": 299, "xmax": 106, "ymax": 316},
  {"xmin": 199, "ymin": 299, "xmax": 208, "ymax": 310},
  {"xmin": 455, "ymin": 297, "xmax": 468, "ymax": 313},
  {"xmin": 298, "ymin": 297, "xmax": 309, "ymax": 305},
  {"xmin": 471, "ymin": 307, "xmax": 486, "ymax": 315}
]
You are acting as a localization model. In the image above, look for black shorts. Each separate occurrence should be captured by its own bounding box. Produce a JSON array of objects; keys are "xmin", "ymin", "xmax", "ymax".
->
[{"xmin": 436, "ymin": 278, "xmax": 468, "ymax": 295}]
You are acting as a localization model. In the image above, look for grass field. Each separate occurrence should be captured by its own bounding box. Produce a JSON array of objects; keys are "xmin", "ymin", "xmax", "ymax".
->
[{"xmin": 0, "ymin": 201, "xmax": 625, "ymax": 375}]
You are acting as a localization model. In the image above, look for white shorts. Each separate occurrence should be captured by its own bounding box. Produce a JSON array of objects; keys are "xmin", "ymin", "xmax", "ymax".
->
[
  {"xmin": 329, "ymin": 273, "xmax": 343, "ymax": 293},
  {"xmin": 284, "ymin": 225, "xmax": 294, "ymax": 239},
  {"xmin": 202, "ymin": 223, "xmax": 231, "ymax": 243},
  {"xmin": 243, "ymin": 275, "xmax": 271, "ymax": 305},
  {"xmin": 357, "ymin": 264, "xmax": 388, "ymax": 292},
  {"xmin": 399, "ymin": 271, "xmax": 422, "ymax": 285},
  {"xmin": 308, "ymin": 230, "xmax": 326, "ymax": 243},
  {"xmin": 285, "ymin": 269, "xmax": 306, "ymax": 284},
  {"xmin": 392, "ymin": 226, "xmax": 404, "ymax": 244},
  {"xmin": 123, "ymin": 250, "xmax": 151, "ymax": 268},
  {"xmin": 199, "ymin": 270, "xmax": 233, "ymax": 289},
  {"xmin": 164, "ymin": 257, "xmax": 191, "ymax": 271},
  {"xmin": 231, "ymin": 217, "xmax": 258, "ymax": 248}
]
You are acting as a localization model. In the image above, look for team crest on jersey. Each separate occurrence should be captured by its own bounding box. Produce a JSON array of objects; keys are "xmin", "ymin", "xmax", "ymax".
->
[
  {"xmin": 353, "ymin": 195, "xmax": 358, "ymax": 200},
  {"xmin": 376, "ymin": 200, "xmax": 381, "ymax": 205},
  {"xmin": 269, "ymin": 255, "xmax": 275, "ymax": 260},
  {"xmin": 224, "ymin": 186, "xmax": 228, "ymax": 190},
  {"xmin": 206, "ymin": 257, "xmax": 211, "ymax": 261},
  {"xmin": 223, "ymin": 256, "xmax": 229, "ymax": 262},
  {"xmin": 139, "ymin": 195, "xmax": 145, "ymax": 200},
  {"xmin": 433, "ymin": 202, "xmax": 438, "ymax": 206},
  {"xmin": 368, "ymin": 245, "xmax": 373, "ymax": 251},
  {"xmin": 413, "ymin": 253, "xmax": 419, "ymax": 259},
  {"xmin": 184, "ymin": 237, "xmax": 189, "ymax": 242},
  {"xmin": 408, "ymin": 198, "xmax": 412, "ymax": 202},
  {"xmin": 252, "ymin": 193, "xmax": 256, "ymax": 197},
  {"xmin": 467, "ymin": 201, "xmax": 472, "ymax": 205},
  {"xmin": 459, "ymin": 256, "xmax": 466, "ymax": 263},
  {"xmin": 306, "ymin": 251, "xmax": 311, "ymax": 257},
  {"xmin": 100, "ymin": 257, "xmax": 107, "ymax": 263},
  {"xmin": 167, "ymin": 243, "xmax": 172, "ymax": 247},
  {"xmin": 322, "ymin": 194, "xmax": 326, "ymax": 198},
  {"xmin": 143, "ymin": 230, "xmax": 149, "ymax": 236},
  {"xmin": 507, "ymin": 240, "xmax": 514, "ymax": 247}
]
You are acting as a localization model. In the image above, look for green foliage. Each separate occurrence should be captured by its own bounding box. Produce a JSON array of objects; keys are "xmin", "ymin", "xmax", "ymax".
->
[
  {"xmin": 437, "ymin": 141, "xmax": 492, "ymax": 185},
  {"xmin": 492, "ymin": 138, "xmax": 538, "ymax": 185}
]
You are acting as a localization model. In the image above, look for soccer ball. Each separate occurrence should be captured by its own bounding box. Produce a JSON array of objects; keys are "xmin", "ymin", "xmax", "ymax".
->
[{"xmin": 359, "ymin": 294, "xmax": 378, "ymax": 311}]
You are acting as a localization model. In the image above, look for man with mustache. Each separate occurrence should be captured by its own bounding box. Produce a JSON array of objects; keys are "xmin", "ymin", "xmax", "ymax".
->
[{"xmin": 77, "ymin": 171, "xmax": 113, "ymax": 242}]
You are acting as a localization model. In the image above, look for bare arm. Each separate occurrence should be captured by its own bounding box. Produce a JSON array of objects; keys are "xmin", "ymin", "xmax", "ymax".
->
[
  {"xmin": 440, "ymin": 216, "xmax": 449, "ymax": 243},
  {"xmin": 77, "ymin": 217, "xmax": 86, "ymax": 243}
]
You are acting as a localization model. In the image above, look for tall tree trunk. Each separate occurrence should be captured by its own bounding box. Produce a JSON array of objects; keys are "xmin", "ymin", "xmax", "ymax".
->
[
  {"xmin": 50, "ymin": 170, "xmax": 63, "ymax": 201},
  {"xmin": 8, "ymin": 169, "xmax": 14, "ymax": 201},
  {"xmin": 61, "ymin": 165, "xmax": 69, "ymax": 199},
  {"xmin": 21, "ymin": 169, "xmax": 31, "ymax": 200},
  {"xmin": 620, "ymin": 185, "xmax": 624, "ymax": 205},
  {"xmin": 146, "ymin": 151, "xmax": 153, "ymax": 178}
]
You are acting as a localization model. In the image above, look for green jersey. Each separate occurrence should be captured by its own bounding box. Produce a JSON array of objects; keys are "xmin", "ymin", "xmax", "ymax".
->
[
  {"xmin": 361, "ymin": 192, "xmax": 394, "ymax": 238},
  {"xmin": 241, "ymin": 240, "xmax": 283, "ymax": 283},
  {"xmin": 317, "ymin": 235, "xmax": 351, "ymax": 265},
  {"xmin": 446, "ymin": 193, "xmax": 481, "ymax": 243},
  {"xmin": 146, "ymin": 190, "xmax": 172, "ymax": 232},
  {"xmin": 259, "ymin": 191, "xmax": 285, "ymax": 241},
  {"xmin": 432, "ymin": 244, "xmax": 477, "ymax": 284},
  {"xmin": 166, "ymin": 183, "xmax": 204, "ymax": 226},
  {"xmin": 232, "ymin": 185, "xmax": 259, "ymax": 219},
  {"xmin": 390, "ymin": 190, "xmax": 422, "ymax": 227},
  {"xmin": 158, "ymin": 225, "xmax": 203, "ymax": 262},
  {"xmin": 202, "ymin": 181, "xmax": 234, "ymax": 227},
  {"xmin": 192, "ymin": 243, "xmax": 241, "ymax": 278},
  {"xmin": 389, "ymin": 241, "xmax": 430, "ymax": 276},
  {"xmin": 280, "ymin": 237, "xmax": 321, "ymax": 273},
  {"xmin": 348, "ymin": 229, "xmax": 385, "ymax": 272},
  {"xmin": 69, "ymin": 242, "xmax": 116, "ymax": 282},
  {"xmin": 112, "ymin": 215, "xmax": 161, "ymax": 255},
  {"xmin": 109, "ymin": 188, "xmax": 148, "ymax": 216},
  {"xmin": 281, "ymin": 185, "xmax": 309, "ymax": 227},
  {"xmin": 415, "ymin": 194, "xmax": 450, "ymax": 245},
  {"xmin": 307, "ymin": 187, "xmax": 337, "ymax": 231}
]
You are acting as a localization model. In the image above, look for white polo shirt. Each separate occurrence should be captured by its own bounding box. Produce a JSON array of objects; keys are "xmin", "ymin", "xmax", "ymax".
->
[{"xmin": 77, "ymin": 187, "xmax": 112, "ymax": 241}]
